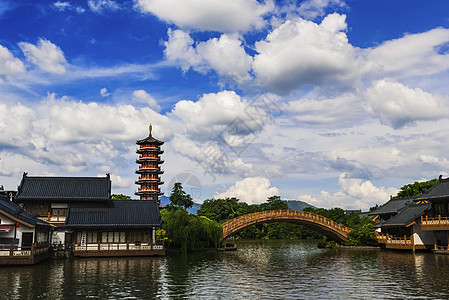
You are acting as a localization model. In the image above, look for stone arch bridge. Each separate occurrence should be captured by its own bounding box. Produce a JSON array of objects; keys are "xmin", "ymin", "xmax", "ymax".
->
[{"xmin": 220, "ymin": 209, "xmax": 351, "ymax": 243}]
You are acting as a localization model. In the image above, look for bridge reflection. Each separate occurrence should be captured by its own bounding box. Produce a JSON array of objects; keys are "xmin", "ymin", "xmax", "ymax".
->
[{"xmin": 220, "ymin": 209, "xmax": 351, "ymax": 243}]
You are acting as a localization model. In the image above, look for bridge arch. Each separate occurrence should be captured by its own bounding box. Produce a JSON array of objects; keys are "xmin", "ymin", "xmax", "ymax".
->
[{"xmin": 220, "ymin": 210, "xmax": 351, "ymax": 243}]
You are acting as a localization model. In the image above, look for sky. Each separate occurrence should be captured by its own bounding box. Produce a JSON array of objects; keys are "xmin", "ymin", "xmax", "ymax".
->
[{"xmin": 1, "ymin": 0, "xmax": 449, "ymax": 210}]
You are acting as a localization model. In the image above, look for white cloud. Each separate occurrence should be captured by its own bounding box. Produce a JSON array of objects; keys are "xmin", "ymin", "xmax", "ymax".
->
[
  {"xmin": 370, "ymin": 28, "xmax": 449, "ymax": 78},
  {"xmin": 164, "ymin": 30, "xmax": 253, "ymax": 84},
  {"xmin": 252, "ymin": 13, "xmax": 367, "ymax": 94},
  {"xmin": 53, "ymin": 2, "xmax": 86, "ymax": 13},
  {"xmin": 214, "ymin": 176, "xmax": 279, "ymax": 204},
  {"xmin": 285, "ymin": 93, "xmax": 364, "ymax": 127},
  {"xmin": 298, "ymin": 173, "xmax": 398, "ymax": 210},
  {"xmin": 366, "ymin": 80, "xmax": 449, "ymax": 128},
  {"xmin": 110, "ymin": 174, "xmax": 134, "ymax": 189},
  {"xmin": 171, "ymin": 90, "xmax": 266, "ymax": 139},
  {"xmin": 19, "ymin": 39, "xmax": 67, "ymax": 74},
  {"xmin": 136, "ymin": 0, "xmax": 274, "ymax": 32},
  {"xmin": 298, "ymin": 0, "xmax": 346, "ymax": 20},
  {"xmin": 35, "ymin": 93, "xmax": 172, "ymax": 143},
  {"xmin": 0, "ymin": 44, "xmax": 25, "ymax": 75},
  {"xmin": 100, "ymin": 87, "xmax": 110, "ymax": 97},
  {"xmin": 88, "ymin": 0, "xmax": 120, "ymax": 13},
  {"xmin": 0, "ymin": 102, "xmax": 34, "ymax": 147},
  {"xmin": 132, "ymin": 90, "xmax": 161, "ymax": 112}
]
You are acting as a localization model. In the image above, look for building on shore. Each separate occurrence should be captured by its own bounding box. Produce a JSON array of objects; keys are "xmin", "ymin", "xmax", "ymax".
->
[
  {"xmin": 135, "ymin": 124, "xmax": 164, "ymax": 204},
  {"xmin": 373, "ymin": 175, "xmax": 449, "ymax": 253},
  {"xmin": 66, "ymin": 200, "xmax": 164, "ymax": 257},
  {"xmin": 14, "ymin": 173, "xmax": 112, "ymax": 250},
  {"xmin": 13, "ymin": 173, "xmax": 164, "ymax": 257},
  {"xmin": 0, "ymin": 194, "xmax": 51, "ymax": 265}
]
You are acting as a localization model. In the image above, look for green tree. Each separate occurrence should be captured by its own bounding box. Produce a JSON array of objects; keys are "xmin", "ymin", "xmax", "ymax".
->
[
  {"xmin": 160, "ymin": 208, "xmax": 222, "ymax": 252},
  {"xmin": 197, "ymin": 197, "xmax": 258, "ymax": 222},
  {"xmin": 111, "ymin": 194, "xmax": 131, "ymax": 200},
  {"xmin": 347, "ymin": 217, "xmax": 378, "ymax": 246},
  {"xmin": 394, "ymin": 178, "xmax": 438, "ymax": 198},
  {"xmin": 260, "ymin": 195, "xmax": 288, "ymax": 211},
  {"xmin": 169, "ymin": 182, "xmax": 194, "ymax": 209}
]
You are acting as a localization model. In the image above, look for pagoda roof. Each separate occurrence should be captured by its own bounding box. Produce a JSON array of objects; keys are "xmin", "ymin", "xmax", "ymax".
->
[
  {"xmin": 136, "ymin": 132, "xmax": 164, "ymax": 145},
  {"xmin": 15, "ymin": 173, "xmax": 111, "ymax": 202},
  {"xmin": 65, "ymin": 200, "xmax": 161, "ymax": 228},
  {"xmin": 377, "ymin": 202, "xmax": 431, "ymax": 228},
  {"xmin": 414, "ymin": 176, "xmax": 449, "ymax": 201},
  {"xmin": 0, "ymin": 194, "xmax": 51, "ymax": 228}
]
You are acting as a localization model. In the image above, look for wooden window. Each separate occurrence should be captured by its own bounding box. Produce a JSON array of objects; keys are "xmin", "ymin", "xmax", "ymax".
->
[{"xmin": 101, "ymin": 231, "xmax": 126, "ymax": 243}]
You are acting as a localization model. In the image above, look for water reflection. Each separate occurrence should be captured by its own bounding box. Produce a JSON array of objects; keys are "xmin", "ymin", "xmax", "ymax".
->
[{"xmin": 2, "ymin": 241, "xmax": 449, "ymax": 299}]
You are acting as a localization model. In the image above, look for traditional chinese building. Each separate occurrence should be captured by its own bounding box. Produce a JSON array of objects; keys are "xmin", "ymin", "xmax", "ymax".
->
[
  {"xmin": 135, "ymin": 125, "xmax": 164, "ymax": 204},
  {"xmin": 13, "ymin": 173, "xmax": 164, "ymax": 256},
  {"xmin": 0, "ymin": 194, "xmax": 51, "ymax": 265}
]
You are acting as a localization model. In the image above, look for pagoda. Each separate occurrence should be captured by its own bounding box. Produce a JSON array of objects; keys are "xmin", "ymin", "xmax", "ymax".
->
[{"xmin": 135, "ymin": 124, "xmax": 164, "ymax": 203}]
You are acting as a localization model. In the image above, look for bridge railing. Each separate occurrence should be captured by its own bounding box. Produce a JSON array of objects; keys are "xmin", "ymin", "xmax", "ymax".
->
[{"xmin": 221, "ymin": 210, "xmax": 351, "ymax": 239}]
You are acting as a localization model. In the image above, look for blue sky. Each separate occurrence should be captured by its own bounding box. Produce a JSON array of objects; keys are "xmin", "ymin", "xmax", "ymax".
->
[{"xmin": 1, "ymin": 0, "xmax": 449, "ymax": 209}]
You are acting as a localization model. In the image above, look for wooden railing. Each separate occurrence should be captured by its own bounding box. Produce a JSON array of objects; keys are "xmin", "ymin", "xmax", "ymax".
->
[
  {"xmin": 74, "ymin": 242, "xmax": 164, "ymax": 251},
  {"xmin": 376, "ymin": 232, "xmax": 413, "ymax": 249},
  {"xmin": 0, "ymin": 242, "xmax": 49, "ymax": 258},
  {"xmin": 421, "ymin": 215, "xmax": 449, "ymax": 230},
  {"xmin": 37, "ymin": 214, "xmax": 66, "ymax": 223},
  {"xmin": 220, "ymin": 210, "xmax": 351, "ymax": 243}
]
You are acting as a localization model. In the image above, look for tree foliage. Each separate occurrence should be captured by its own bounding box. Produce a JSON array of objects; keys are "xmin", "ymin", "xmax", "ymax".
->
[
  {"xmin": 169, "ymin": 182, "xmax": 194, "ymax": 209},
  {"xmin": 394, "ymin": 178, "xmax": 438, "ymax": 198},
  {"xmin": 111, "ymin": 194, "xmax": 131, "ymax": 200},
  {"xmin": 161, "ymin": 208, "xmax": 222, "ymax": 252}
]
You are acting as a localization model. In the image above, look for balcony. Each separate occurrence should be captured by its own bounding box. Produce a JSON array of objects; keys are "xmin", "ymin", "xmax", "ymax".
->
[
  {"xmin": 37, "ymin": 214, "xmax": 66, "ymax": 226},
  {"xmin": 376, "ymin": 232, "xmax": 414, "ymax": 250},
  {"xmin": 421, "ymin": 215, "xmax": 449, "ymax": 230},
  {"xmin": 0, "ymin": 242, "xmax": 50, "ymax": 265},
  {"xmin": 73, "ymin": 242, "xmax": 165, "ymax": 257}
]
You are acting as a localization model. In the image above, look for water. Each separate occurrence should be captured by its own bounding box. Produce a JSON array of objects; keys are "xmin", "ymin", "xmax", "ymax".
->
[{"xmin": 2, "ymin": 240, "xmax": 449, "ymax": 299}]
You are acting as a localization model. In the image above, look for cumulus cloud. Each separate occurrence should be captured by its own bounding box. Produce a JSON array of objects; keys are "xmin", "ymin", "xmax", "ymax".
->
[
  {"xmin": 136, "ymin": 0, "xmax": 274, "ymax": 32},
  {"xmin": 370, "ymin": 28, "xmax": 449, "ymax": 78},
  {"xmin": 35, "ymin": 93, "xmax": 172, "ymax": 143},
  {"xmin": 366, "ymin": 80, "xmax": 449, "ymax": 128},
  {"xmin": 0, "ymin": 103, "xmax": 34, "ymax": 147},
  {"xmin": 19, "ymin": 39, "xmax": 67, "ymax": 74},
  {"xmin": 214, "ymin": 177, "xmax": 279, "ymax": 204},
  {"xmin": 298, "ymin": 173, "xmax": 398, "ymax": 210},
  {"xmin": 0, "ymin": 44, "xmax": 25, "ymax": 75},
  {"xmin": 164, "ymin": 30, "xmax": 253, "ymax": 83},
  {"xmin": 253, "ymin": 13, "xmax": 367, "ymax": 94},
  {"xmin": 298, "ymin": 0, "xmax": 346, "ymax": 20},
  {"xmin": 171, "ymin": 90, "xmax": 267, "ymax": 140},
  {"xmin": 110, "ymin": 174, "xmax": 134, "ymax": 189},
  {"xmin": 132, "ymin": 90, "xmax": 161, "ymax": 112}
]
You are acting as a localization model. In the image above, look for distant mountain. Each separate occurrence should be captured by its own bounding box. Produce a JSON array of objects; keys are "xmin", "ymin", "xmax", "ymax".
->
[{"xmin": 283, "ymin": 200, "xmax": 315, "ymax": 211}]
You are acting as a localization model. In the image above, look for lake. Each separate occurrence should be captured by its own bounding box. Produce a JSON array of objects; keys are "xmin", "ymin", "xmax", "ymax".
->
[{"xmin": 1, "ymin": 240, "xmax": 449, "ymax": 299}]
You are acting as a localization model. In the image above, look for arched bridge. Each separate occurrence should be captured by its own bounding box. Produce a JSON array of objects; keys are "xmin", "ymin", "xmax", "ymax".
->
[{"xmin": 220, "ymin": 210, "xmax": 351, "ymax": 243}]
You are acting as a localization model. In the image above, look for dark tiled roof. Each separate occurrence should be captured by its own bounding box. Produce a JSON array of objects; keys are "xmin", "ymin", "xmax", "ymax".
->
[
  {"xmin": 15, "ymin": 173, "xmax": 111, "ymax": 201},
  {"xmin": 368, "ymin": 196, "xmax": 416, "ymax": 216},
  {"xmin": 136, "ymin": 133, "xmax": 164, "ymax": 145},
  {"xmin": 65, "ymin": 200, "xmax": 161, "ymax": 228},
  {"xmin": 415, "ymin": 177, "xmax": 449, "ymax": 201},
  {"xmin": 0, "ymin": 194, "xmax": 50, "ymax": 228},
  {"xmin": 379, "ymin": 203, "xmax": 431, "ymax": 228}
]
